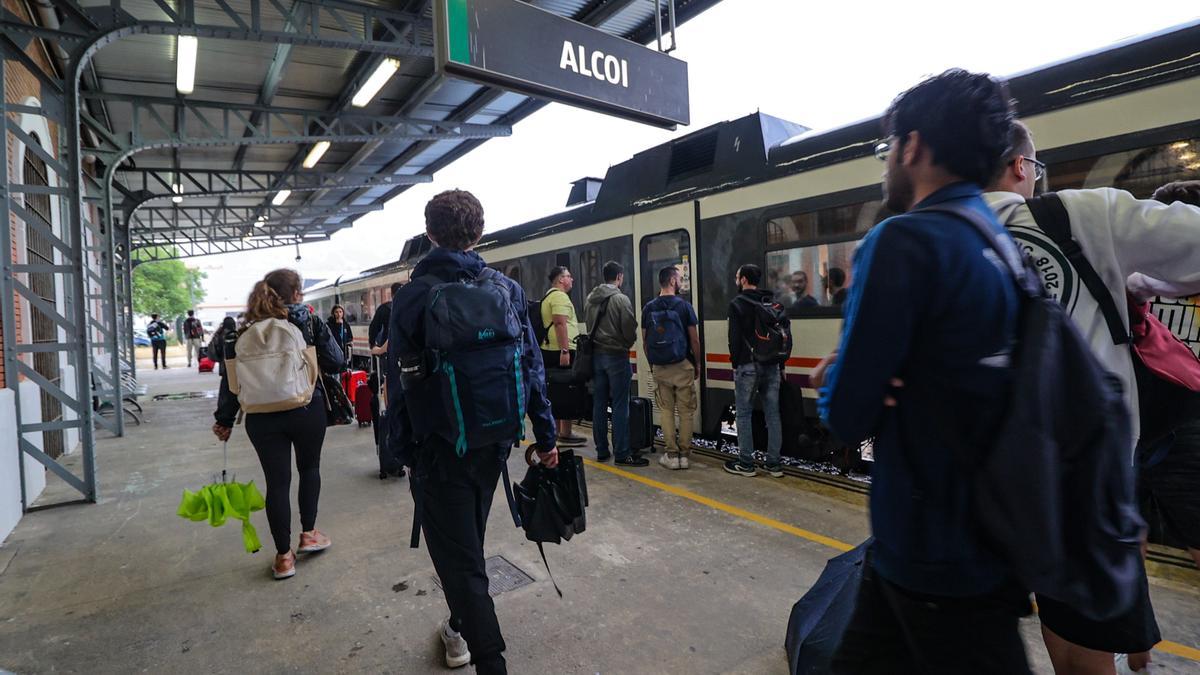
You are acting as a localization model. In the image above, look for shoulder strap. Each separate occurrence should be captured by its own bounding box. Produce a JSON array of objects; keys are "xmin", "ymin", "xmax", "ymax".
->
[
  {"xmin": 1025, "ymin": 194, "xmax": 1130, "ymax": 345},
  {"xmin": 915, "ymin": 200, "xmax": 1040, "ymax": 297}
]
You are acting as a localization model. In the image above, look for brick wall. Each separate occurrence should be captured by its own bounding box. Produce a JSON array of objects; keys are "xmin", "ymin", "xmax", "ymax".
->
[{"xmin": 3, "ymin": 0, "xmax": 61, "ymax": 389}]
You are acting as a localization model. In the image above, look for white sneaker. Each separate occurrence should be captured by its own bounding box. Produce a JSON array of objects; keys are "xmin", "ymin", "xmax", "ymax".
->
[
  {"xmin": 678, "ymin": 454, "xmax": 690, "ymax": 469},
  {"xmin": 658, "ymin": 452, "xmax": 681, "ymax": 470},
  {"xmin": 440, "ymin": 618, "xmax": 470, "ymax": 669}
]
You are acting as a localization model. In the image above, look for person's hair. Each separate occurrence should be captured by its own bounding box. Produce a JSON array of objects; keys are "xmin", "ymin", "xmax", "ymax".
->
[
  {"xmin": 187, "ymin": 310, "xmax": 194, "ymax": 317},
  {"xmin": 828, "ymin": 267, "xmax": 847, "ymax": 288},
  {"xmin": 221, "ymin": 316, "xmax": 236, "ymax": 332},
  {"xmin": 1004, "ymin": 120, "xmax": 1035, "ymax": 162},
  {"xmin": 151, "ymin": 313, "xmax": 159, "ymax": 319},
  {"xmin": 245, "ymin": 268, "xmax": 302, "ymax": 322},
  {"xmin": 548, "ymin": 266, "xmax": 569, "ymax": 284},
  {"xmin": 658, "ymin": 265, "xmax": 679, "ymax": 287},
  {"xmin": 330, "ymin": 304, "xmax": 344, "ymax": 320},
  {"xmin": 390, "ymin": 281, "xmax": 403, "ymax": 296},
  {"xmin": 736, "ymin": 264, "xmax": 761, "ymax": 286},
  {"xmin": 602, "ymin": 261, "xmax": 623, "ymax": 283},
  {"xmin": 424, "ymin": 189, "xmax": 484, "ymax": 250},
  {"xmin": 883, "ymin": 68, "xmax": 1015, "ymax": 186}
]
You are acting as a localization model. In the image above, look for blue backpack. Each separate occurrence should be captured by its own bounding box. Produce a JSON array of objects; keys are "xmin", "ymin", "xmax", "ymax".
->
[
  {"xmin": 643, "ymin": 297, "xmax": 688, "ymax": 366},
  {"xmin": 413, "ymin": 268, "xmax": 526, "ymax": 455}
]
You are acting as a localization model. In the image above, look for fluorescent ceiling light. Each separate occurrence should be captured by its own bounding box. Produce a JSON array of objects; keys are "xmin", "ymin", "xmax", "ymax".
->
[
  {"xmin": 302, "ymin": 141, "xmax": 331, "ymax": 168},
  {"xmin": 254, "ymin": 216, "xmax": 267, "ymax": 228},
  {"xmin": 171, "ymin": 183, "xmax": 183, "ymax": 204},
  {"xmin": 176, "ymin": 36, "xmax": 198, "ymax": 95},
  {"xmin": 272, "ymin": 189, "xmax": 291, "ymax": 206},
  {"xmin": 351, "ymin": 58, "xmax": 400, "ymax": 107}
]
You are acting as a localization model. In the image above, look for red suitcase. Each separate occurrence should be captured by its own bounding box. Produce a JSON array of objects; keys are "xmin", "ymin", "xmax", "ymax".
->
[
  {"xmin": 355, "ymin": 382, "xmax": 374, "ymax": 427},
  {"xmin": 341, "ymin": 370, "xmax": 368, "ymax": 407},
  {"xmin": 198, "ymin": 356, "xmax": 215, "ymax": 373}
]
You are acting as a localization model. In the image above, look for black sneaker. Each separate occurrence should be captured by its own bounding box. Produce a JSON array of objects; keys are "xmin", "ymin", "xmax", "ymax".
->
[
  {"xmin": 615, "ymin": 455, "xmax": 649, "ymax": 467},
  {"xmin": 723, "ymin": 460, "xmax": 757, "ymax": 477},
  {"xmin": 595, "ymin": 452, "xmax": 612, "ymax": 462},
  {"xmin": 764, "ymin": 463, "xmax": 784, "ymax": 478}
]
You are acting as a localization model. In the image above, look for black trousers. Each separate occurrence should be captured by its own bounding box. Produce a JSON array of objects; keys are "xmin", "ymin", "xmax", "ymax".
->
[
  {"xmin": 832, "ymin": 556, "xmax": 1032, "ymax": 674},
  {"xmin": 415, "ymin": 439, "xmax": 509, "ymax": 675},
  {"xmin": 151, "ymin": 341, "xmax": 167, "ymax": 367},
  {"xmin": 245, "ymin": 390, "xmax": 327, "ymax": 554}
]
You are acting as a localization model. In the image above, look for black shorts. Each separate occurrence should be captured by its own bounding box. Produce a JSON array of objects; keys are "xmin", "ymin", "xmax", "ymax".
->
[
  {"xmin": 1141, "ymin": 419, "xmax": 1200, "ymax": 549},
  {"xmin": 1036, "ymin": 565, "xmax": 1161, "ymax": 654},
  {"xmin": 542, "ymin": 350, "xmax": 587, "ymax": 420}
]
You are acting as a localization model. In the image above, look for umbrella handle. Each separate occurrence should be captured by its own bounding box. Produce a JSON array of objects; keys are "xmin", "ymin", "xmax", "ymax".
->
[{"xmin": 222, "ymin": 440, "xmax": 228, "ymax": 482}]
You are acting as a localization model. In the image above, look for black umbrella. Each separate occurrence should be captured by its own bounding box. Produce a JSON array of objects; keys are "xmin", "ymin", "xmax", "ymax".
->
[{"xmin": 785, "ymin": 538, "xmax": 872, "ymax": 674}]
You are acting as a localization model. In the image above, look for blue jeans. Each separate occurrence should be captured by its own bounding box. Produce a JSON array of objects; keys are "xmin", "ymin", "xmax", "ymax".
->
[
  {"xmin": 734, "ymin": 362, "xmax": 781, "ymax": 466},
  {"xmin": 592, "ymin": 351, "xmax": 632, "ymax": 460}
]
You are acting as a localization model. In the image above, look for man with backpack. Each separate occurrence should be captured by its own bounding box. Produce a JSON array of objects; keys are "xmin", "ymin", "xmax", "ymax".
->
[
  {"xmin": 819, "ymin": 70, "xmax": 1037, "ymax": 673},
  {"xmin": 388, "ymin": 189, "xmax": 557, "ymax": 674},
  {"xmin": 539, "ymin": 266, "xmax": 587, "ymax": 447},
  {"xmin": 146, "ymin": 313, "xmax": 171, "ymax": 369},
  {"xmin": 584, "ymin": 261, "xmax": 643, "ymax": 466},
  {"xmin": 984, "ymin": 122, "xmax": 1200, "ymax": 674},
  {"xmin": 182, "ymin": 310, "xmax": 205, "ymax": 368},
  {"xmin": 724, "ymin": 263, "xmax": 790, "ymax": 478},
  {"xmin": 643, "ymin": 266, "xmax": 701, "ymax": 470}
]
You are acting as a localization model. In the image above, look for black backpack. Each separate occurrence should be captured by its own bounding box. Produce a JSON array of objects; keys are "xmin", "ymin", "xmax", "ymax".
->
[
  {"xmin": 528, "ymin": 289, "xmax": 556, "ymax": 350},
  {"xmin": 736, "ymin": 295, "xmax": 792, "ymax": 364},
  {"xmin": 921, "ymin": 201, "xmax": 1143, "ymax": 622}
]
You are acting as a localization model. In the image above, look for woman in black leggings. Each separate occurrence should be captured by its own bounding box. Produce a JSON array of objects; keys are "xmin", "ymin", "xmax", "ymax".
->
[{"xmin": 212, "ymin": 268, "xmax": 344, "ymax": 580}]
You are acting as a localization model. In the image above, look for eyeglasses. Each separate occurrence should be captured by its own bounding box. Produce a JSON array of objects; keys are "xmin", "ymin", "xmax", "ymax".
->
[
  {"xmin": 1019, "ymin": 156, "xmax": 1047, "ymax": 181},
  {"xmin": 874, "ymin": 140, "xmax": 892, "ymax": 162}
]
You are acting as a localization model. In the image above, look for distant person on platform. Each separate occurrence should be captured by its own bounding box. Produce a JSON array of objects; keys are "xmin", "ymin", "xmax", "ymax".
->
[
  {"xmin": 585, "ymin": 261, "xmax": 644, "ymax": 467},
  {"xmin": 327, "ymin": 305, "xmax": 353, "ymax": 371},
  {"xmin": 147, "ymin": 313, "xmax": 170, "ymax": 370},
  {"xmin": 541, "ymin": 266, "xmax": 586, "ymax": 447},
  {"xmin": 183, "ymin": 310, "xmax": 205, "ymax": 368},
  {"xmin": 369, "ymin": 282, "xmax": 405, "ymax": 351},
  {"xmin": 643, "ymin": 265, "xmax": 701, "ymax": 469},
  {"xmin": 825, "ymin": 267, "xmax": 848, "ymax": 306}
]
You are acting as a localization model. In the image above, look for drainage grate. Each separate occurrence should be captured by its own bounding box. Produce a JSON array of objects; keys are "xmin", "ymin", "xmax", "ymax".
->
[{"xmin": 432, "ymin": 555, "xmax": 534, "ymax": 597}]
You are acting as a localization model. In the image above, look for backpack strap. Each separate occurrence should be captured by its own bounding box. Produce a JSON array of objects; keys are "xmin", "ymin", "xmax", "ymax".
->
[
  {"xmin": 915, "ymin": 200, "xmax": 1041, "ymax": 297},
  {"xmin": 1024, "ymin": 194, "xmax": 1130, "ymax": 345}
]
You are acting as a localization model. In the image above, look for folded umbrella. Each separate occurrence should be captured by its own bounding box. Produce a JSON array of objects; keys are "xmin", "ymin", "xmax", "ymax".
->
[
  {"xmin": 176, "ymin": 440, "xmax": 266, "ymax": 553},
  {"xmin": 784, "ymin": 538, "xmax": 872, "ymax": 674}
]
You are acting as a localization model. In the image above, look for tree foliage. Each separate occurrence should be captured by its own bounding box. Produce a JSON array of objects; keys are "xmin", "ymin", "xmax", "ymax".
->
[{"xmin": 131, "ymin": 247, "xmax": 207, "ymax": 320}]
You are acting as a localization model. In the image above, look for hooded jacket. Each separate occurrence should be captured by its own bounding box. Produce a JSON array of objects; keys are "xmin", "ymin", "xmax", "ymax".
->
[
  {"xmin": 213, "ymin": 303, "xmax": 344, "ymax": 427},
  {"xmin": 584, "ymin": 284, "xmax": 638, "ymax": 355},
  {"xmin": 387, "ymin": 247, "xmax": 556, "ymax": 450},
  {"xmin": 727, "ymin": 288, "xmax": 776, "ymax": 368}
]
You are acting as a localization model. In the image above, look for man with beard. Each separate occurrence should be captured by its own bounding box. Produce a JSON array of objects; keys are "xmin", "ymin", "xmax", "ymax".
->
[{"xmin": 817, "ymin": 70, "xmax": 1031, "ymax": 673}]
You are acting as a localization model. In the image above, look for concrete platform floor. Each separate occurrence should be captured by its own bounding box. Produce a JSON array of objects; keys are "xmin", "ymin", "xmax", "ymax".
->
[{"xmin": 1, "ymin": 367, "xmax": 1198, "ymax": 674}]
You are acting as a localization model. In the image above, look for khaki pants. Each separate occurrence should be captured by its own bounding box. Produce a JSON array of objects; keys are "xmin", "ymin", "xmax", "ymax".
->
[{"xmin": 652, "ymin": 360, "xmax": 697, "ymax": 455}]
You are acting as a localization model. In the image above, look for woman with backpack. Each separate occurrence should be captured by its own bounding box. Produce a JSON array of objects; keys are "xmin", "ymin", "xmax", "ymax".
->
[
  {"xmin": 327, "ymin": 304, "xmax": 354, "ymax": 371},
  {"xmin": 211, "ymin": 269, "xmax": 344, "ymax": 580}
]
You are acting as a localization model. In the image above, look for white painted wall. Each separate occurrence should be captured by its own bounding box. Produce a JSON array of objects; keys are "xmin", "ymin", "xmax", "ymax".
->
[{"xmin": 0, "ymin": 386, "xmax": 46, "ymax": 543}]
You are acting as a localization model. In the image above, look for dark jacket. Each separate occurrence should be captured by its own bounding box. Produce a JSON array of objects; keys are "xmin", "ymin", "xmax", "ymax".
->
[
  {"xmin": 214, "ymin": 304, "xmax": 344, "ymax": 427},
  {"xmin": 387, "ymin": 247, "xmax": 556, "ymax": 449},
  {"xmin": 727, "ymin": 288, "xmax": 775, "ymax": 368},
  {"xmin": 819, "ymin": 182, "xmax": 1019, "ymax": 598},
  {"xmin": 368, "ymin": 301, "xmax": 391, "ymax": 347},
  {"xmin": 328, "ymin": 318, "xmax": 353, "ymax": 363},
  {"xmin": 583, "ymin": 284, "xmax": 637, "ymax": 355}
]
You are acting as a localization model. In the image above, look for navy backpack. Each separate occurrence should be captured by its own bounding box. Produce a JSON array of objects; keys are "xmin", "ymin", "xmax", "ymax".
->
[
  {"xmin": 412, "ymin": 267, "xmax": 526, "ymax": 455},
  {"xmin": 643, "ymin": 296, "xmax": 688, "ymax": 366}
]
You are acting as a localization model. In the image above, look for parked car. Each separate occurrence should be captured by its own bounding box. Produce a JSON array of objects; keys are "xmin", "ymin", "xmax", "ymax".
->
[{"xmin": 133, "ymin": 328, "xmax": 150, "ymax": 347}]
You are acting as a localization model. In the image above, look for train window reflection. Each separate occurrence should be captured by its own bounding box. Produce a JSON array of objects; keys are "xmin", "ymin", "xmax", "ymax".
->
[
  {"xmin": 1046, "ymin": 136, "xmax": 1200, "ymax": 196},
  {"xmin": 766, "ymin": 242, "xmax": 855, "ymax": 315}
]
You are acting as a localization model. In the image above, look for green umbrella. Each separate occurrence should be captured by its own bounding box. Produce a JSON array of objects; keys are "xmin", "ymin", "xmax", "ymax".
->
[{"xmin": 177, "ymin": 440, "xmax": 265, "ymax": 553}]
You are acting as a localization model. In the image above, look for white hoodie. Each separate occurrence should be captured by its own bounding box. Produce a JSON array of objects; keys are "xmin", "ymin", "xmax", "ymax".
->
[{"xmin": 984, "ymin": 188, "xmax": 1200, "ymax": 445}]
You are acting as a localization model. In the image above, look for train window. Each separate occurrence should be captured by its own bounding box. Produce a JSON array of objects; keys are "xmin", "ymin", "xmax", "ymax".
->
[
  {"xmin": 639, "ymin": 230, "xmax": 692, "ymax": 307},
  {"xmin": 763, "ymin": 198, "xmax": 887, "ymax": 317},
  {"xmin": 1046, "ymin": 136, "xmax": 1200, "ymax": 197},
  {"xmin": 577, "ymin": 248, "xmax": 601, "ymax": 296},
  {"xmin": 504, "ymin": 264, "xmax": 521, "ymax": 285}
]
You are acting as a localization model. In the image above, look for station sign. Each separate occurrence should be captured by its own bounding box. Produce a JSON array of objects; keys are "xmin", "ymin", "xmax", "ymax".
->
[{"xmin": 434, "ymin": 0, "xmax": 690, "ymax": 129}]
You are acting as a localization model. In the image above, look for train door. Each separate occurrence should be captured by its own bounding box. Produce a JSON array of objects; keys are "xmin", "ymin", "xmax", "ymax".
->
[{"xmin": 631, "ymin": 202, "xmax": 698, "ymax": 429}]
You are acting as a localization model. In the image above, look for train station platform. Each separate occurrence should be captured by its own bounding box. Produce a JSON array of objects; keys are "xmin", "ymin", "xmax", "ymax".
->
[{"xmin": 1, "ymin": 368, "xmax": 1198, "ymax": 674}]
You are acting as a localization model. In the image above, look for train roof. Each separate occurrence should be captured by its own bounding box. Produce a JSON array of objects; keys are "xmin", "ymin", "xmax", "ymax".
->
[{"xmin": 349, "ymin": 19, "xmax": 1200, "ymax": 283}]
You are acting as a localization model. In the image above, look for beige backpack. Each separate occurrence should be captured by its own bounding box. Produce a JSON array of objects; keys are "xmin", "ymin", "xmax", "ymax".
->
[{"xmin": 227, "ymin": 318, "xmax": 318, "ymax": 414}]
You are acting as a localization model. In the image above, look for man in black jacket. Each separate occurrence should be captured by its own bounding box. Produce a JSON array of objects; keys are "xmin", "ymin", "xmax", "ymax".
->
[
  {"xmin": 369, "ymin": 281, "xmax": 404, "ymax": 349},
  {"xmin": 724, "ymin": 264, "xmax": 784, "ymax": 478}
]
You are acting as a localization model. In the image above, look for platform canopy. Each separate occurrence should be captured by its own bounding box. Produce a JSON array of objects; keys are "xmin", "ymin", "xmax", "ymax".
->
[{"xmin": 36, "ymin": 0, "xmax": 718, "ymax": 261}]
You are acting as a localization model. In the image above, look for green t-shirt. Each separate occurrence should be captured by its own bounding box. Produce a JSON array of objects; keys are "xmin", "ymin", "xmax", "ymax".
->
[{"xmin": 541, "ymin": 288, "xmax": 579, "ymax": 352}]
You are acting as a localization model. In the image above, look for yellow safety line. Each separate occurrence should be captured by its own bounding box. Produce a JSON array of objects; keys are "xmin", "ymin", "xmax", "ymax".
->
[{"xmin": 582, "ymin": 458, "xmax": 1200, "ymax": 662}]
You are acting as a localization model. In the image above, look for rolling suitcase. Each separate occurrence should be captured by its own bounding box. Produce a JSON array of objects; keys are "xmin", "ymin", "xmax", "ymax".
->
[
  {"xmin": 197, "ymin": 356, "xmax": 215, "ymax": 373},
  {"xmin": 629, "ymin": 396, "xmax": 654, "ymax": 453},
  {"xmin": 342, "ymin": 369, "xmax": 368, "ymax": 408},
  {"xmin": 355, "ymin": 382, "xmax": 373, "ymax": 427},
  {"xmin": 373, "ymin": 356, "xmax": 404, "ymax": 479}
]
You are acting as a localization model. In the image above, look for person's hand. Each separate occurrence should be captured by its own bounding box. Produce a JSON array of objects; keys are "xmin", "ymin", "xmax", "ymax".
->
[
  {"xmin": 369, "ymin": 345, "xmax": 386, "ymax": 356},
  {"xmin": 537, "ymin": 446, "xmax": 559, "ymax": 468},
  {"xmin": 558, "ymin": 352, "xmax": 570, "ymax": 368},
  {"xmin": 1152, "ymin": 180, "xmax": 1200, "ymax": 206},
  {"xmin": 212, "ymin": 423, "xmax": 232, "ymax": 442},
  {"xmin": 810, "ymin": 351, "xmax": 838, "ymax": 389}
]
